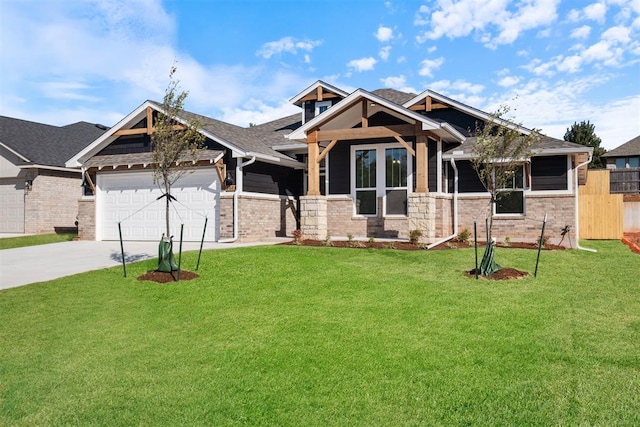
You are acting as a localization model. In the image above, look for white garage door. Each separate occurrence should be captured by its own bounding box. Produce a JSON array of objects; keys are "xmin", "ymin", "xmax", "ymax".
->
[
  {"xmin": 98, "ymin": 170, "xmax": 218, "ymax": 242},
  {"xmin": 0, "ymin": 180, "xmax": 24, "ymax": 233}
]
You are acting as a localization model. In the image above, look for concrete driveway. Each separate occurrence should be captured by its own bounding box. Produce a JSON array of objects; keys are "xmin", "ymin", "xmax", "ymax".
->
[{"xmin": 0, "ymin": 239, "xmax": 285, "ymax": 291}]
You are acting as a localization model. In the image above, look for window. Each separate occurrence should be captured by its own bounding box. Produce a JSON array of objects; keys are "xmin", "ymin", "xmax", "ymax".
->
[
  {"xmin": 355, "ymin": 149, "xmax": 376, "ymax": 215},
  {"xmin": 353, "ymin": 145, "xmax": 410, "ymax": 216},
  {"xmin": 629, "ymin": 157, "xmax": 639, "ymax": 168},
  {"xmin": 385, "ymin": 148, "xmax": 408, "ymax": 215},
  {"xmin": 495, "ymin": 165, "xmax": 524, "ymax": 215},
  {"xmin": 315, "ymin": 101, "xmax": 331, "ymax": 116},
  {"xmin": 615, "ymin": 158, "xmax": 626, "ymax": 169}
]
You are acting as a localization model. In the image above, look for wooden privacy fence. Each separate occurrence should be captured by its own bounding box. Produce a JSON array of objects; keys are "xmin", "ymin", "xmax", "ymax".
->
[
  {"xmin": 579, "ymin": 169, "xmax": 623, "ymax": 239},
  {"xmin": 609, "ymin": 167, "xmax": 640, "ymax": 193}
]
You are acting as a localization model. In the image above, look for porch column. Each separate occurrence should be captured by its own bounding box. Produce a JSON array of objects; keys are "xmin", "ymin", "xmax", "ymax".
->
[
  {"xmin": 300, "ymin": 195, "xmax": 327, "ymax": 240},
  {"xmin": 307, "ymin": 131, "xmax": 320, "ymax": 196},
  {"xmin": 415, "ymin": 135, "xmax": 428, "ymax": 193}
]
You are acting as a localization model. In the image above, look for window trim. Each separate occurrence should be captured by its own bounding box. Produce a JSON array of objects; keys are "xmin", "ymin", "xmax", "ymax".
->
[
  {"xmin": 493, "ymin": 164, "xmax": 526, "ymax": 216},
  {"xmin": 350, "ymin": 143, "xmax": 413, "ymax": 217},
  {"xmin": 315, "ymin": 101, "xmax": 332, "ymax": 116}
]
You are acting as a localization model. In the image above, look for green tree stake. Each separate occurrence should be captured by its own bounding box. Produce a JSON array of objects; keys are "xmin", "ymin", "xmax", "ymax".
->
[
  {"xmin": 177, "ymin": 224, "xmax": 184, "ymax": 282},
  {"xmin": 535, "ymin": 214, "xmax": 547, "ymax": 278},
  {"xmin": 118, "ymin": 222, "xmax": 126, "ymax": 278},
  {"xmin": 196, "ymin": 217, "xmax": 207, "ymax": 271}
]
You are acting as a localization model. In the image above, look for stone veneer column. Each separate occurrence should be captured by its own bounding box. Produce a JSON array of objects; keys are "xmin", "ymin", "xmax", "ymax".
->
[
  {"xmin": 408, "ymin": 193, "xmax": 436, "ymax": 241},
  {"xmin": 299, "ymin": 195, "xmax": 327, "ymax": 240}
]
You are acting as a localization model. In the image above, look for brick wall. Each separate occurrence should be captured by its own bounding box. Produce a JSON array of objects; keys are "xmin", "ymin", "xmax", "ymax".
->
[
  {"xmin": 219, "ymin": 193, "xmax": 234, "ymax": 239},
  {"xmin": 24, "ymin": 170, "xmax": 82, "ymax": 234},
  {"xmin": 236, "ymin": 193, "xmax": 297, "ymax": 242},
  {"xmin": 457, "ymin": 193, "xmax": 576, "ymax": 245},
  {"xmin": 325, "ymin": 196, "xmax": 411, "ymax": 239},
  {"xmin": 77, "ymin": 198, "xmax": 96, "ymax": 240}
]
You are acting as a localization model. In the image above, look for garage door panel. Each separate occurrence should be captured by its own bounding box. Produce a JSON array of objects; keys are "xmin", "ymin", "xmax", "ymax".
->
[
  {"xmin": 0, "ymin": 180, "xmax": 24, "ymax": 233},
  {"xmin": 98, "ymin": 170, "xmax": 218, "ymax": 242}
]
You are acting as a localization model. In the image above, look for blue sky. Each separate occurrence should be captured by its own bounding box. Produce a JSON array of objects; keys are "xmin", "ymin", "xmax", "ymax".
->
[{"xmin": 1, "ymin": 0, "xmax": 639, "ymax": 150}]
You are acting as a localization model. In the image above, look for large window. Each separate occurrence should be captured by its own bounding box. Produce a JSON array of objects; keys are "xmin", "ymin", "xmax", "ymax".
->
[
  {"xmin": 495, "ymin": 165, "xmax": 525, "ymax": 215},
  {"xmin": 353, "ymin": 145, "xmax": 410, "ymax": 216},
  {"xmin": 355, "ymin": 149, "xmax": 377, "ymax": 215}
]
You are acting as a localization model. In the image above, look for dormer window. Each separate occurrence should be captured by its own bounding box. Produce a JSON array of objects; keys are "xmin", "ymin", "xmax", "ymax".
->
[{"xmin": 316, "ymin": 101, "xmax": 332, "ymax": 116}]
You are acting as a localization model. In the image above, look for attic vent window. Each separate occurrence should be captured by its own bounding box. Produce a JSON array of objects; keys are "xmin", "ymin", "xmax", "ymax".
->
[{"xmin": 316, "ymin": 101, "xmax": 331, "ymax": 116}]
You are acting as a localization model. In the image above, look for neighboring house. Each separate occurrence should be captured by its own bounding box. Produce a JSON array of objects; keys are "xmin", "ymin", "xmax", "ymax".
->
[
  {"xmin": 602, "ymin": 135, "xmax": 640, "ymax": 169},
  {"xmin": 0, "ymin": 116, "xmax": 107, "ymax": 234},
  {"xmin": 602, "ymin": 135, "xmax": 640, "ymax": 194},
  {"xmin": 67, "ymin": 81, "xmax": 592, "ymax": 246}
]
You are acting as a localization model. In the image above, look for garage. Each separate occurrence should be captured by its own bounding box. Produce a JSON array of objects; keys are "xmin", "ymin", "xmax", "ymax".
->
[
  {"xmin": 97, "ymin": 169, "xmax": 219, "ymax": 242},
  {"xmin": 0, "ymin": 179, "xmax": 25, "ymax": 233}
]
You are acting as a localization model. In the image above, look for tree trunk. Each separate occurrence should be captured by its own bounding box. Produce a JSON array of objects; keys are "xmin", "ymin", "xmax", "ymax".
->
[{"xmin": 165, "ymin": 181, "xmax": 171, "ymax": 238}]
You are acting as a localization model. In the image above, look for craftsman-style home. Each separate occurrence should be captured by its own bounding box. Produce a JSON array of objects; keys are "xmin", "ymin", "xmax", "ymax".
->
[{"xmin": 67, "ymin": 81, "xmax": 592, "ymax": 246}]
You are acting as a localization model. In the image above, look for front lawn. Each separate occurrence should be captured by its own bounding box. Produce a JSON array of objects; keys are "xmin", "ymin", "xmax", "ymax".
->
[
  {"xmin": 1, "ymin": 242, "xmax": 638, "ymax": 425},
  {"xmin": 0, "ymin": 232, "xmax": 76, "ymax": 250}
]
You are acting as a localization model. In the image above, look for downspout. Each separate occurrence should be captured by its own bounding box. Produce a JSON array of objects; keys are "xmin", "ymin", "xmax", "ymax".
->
[
  {"xmin": 427, "ymin": 157, "xmax": 459, "ymax": 249},
  {"xmin": 574, "ymin": 153, "xmax": 597, "ymax": 252},
  {"xmin": 219, "ymin": 156, "xmax": 256, "ymax": 243}
]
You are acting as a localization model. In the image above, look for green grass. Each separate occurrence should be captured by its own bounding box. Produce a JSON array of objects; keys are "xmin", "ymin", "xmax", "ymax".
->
[
  {"xmin": 1, "ymin": 241, "xmax": 639, "ymax": 426},
  {"xmin": 0, "ymin": 233, "xmax": 76, "ymax": 250}
]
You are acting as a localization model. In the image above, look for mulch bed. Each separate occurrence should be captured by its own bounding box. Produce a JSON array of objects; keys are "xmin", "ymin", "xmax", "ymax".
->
[
  {"xmin": 137, "ymin": 270, "xmax": 199, "ymax": 283},
  {"xmin": 284, "ymin": 239, "xmax": 565, "ymax": 251},
  {"xmin": 622, "ymin": 232, "xmax": 640, "ymax": 254}
]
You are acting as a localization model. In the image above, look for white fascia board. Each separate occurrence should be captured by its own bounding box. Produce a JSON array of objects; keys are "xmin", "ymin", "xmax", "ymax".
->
[
  {"xmin": 289, "ymin": 80, "xmax": 349, "ymax": 105},
  {"xmin": 19, "ymin": 164, "xmax": 82, "ymax": 173},
  {"xmin": 404, "ymin": 90, "xmax": 532, "ymax": 135},
  {"xmin": 244, "ymin": 151, "xmax": 305, "ymax": 169},
  {"xmin": 66, "ymin": 101, "xmax": 152, "ymax": 168},
  {"xmin": 287, "ymin": 89, "xmax": 443, "ymax": 141},
  {"xmin": 272, "ymin": 143, "xmax": 308, "ymax": 152},
  {"xmin": 0, "ymin": 142, "xmax": 30, "ymax": 162},
  {"xmin": 426, "ymin": 122, "xmax": 465, "ymax": 142}
]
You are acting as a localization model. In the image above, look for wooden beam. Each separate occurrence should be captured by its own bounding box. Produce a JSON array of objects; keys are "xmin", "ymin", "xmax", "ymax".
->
[
  {"xmin": 84, "ymin": 170, "xmax": 96, "ymax": 193},
  {"xmin": 114, "ymin": 128, "xmax": 148, "ymax": 136},
  {"xmin": 317, "ymin": 139, "xmax": 337, "ymax": 163},
  {"xmin": 393, "ymin": 135, "xmax": 416, "ymax": 157},
  {"xmin": 317, "ymin": 86, "xmax": 323, "ymax": 102},
  {"xmin": 307, "ymin": 131, "xmax": 320, "ymax": 196},
  {"xmin": 361, "ymin": 100, "xmax": 368, "ymax": 128},
  {"xmin": 114, "ymin": 124, "xmax": 186, "ymax": 136},
  {"xmin": 316, "ymin": 124, "xmax": 420, "ymax": 141},
  {"xmin": 409, "ymin": 104, "xmax": 426, "ymax": 111},
  {"xmin": 298, "ymin": 92, "xmax": 340, "ymax": 102},
  {"xmin": 415, "ymin": 135, "xmax": 428, "ymax": 193},
  {"xmin": 214, "ymin": 159, "xmax": 226, "ymax": 190},
  {"xmin": 146, "ymin": 107, "xmax": 153, "ymax": 135},
  {"xmin": 426, "ymin": 96, "xmax": 432, "ymax": 112}
]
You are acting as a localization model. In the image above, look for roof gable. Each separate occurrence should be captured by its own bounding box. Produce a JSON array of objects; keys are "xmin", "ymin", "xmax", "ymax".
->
[
  {"xmin": 289, "ymin": 80, "xmax": 349, "ymax": 107},
  {"xmin": 287, "ymin": 88, "xmax": 465, "ymax": 142},
  {"xmin": 403, "ymin": 90, "xmax": 533, "ymax": 135}
]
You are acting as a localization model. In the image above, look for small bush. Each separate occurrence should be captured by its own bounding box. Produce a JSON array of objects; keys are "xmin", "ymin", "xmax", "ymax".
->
[
  {"xmin": 455, "ymin": 228, "xmax": 471, "ymax": 244},
  {"xmin": 409, "ymin": 229, "xmax": 423, "ymax": 245},
  {"xmin": 368, "ymin": 236, "xmax": 376, "ymax": 244},
  {"xmin": 324, "ymin": 235, "xmax": 332, "ymax": 247},
  {"xmin": 503, "ymin": 236, "xmax": 511, "ymax": 247},
  {"xmin": 293, "ymin": 229, "xmax": 303, "ymax": 245},
  {"xmin": 347, "ymin": 233, "xmax": 354, "ymax": 242}
]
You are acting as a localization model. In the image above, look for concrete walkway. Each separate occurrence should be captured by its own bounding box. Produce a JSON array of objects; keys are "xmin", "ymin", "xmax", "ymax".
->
[{"xmin": 0, "ymin": 239, "xmax": 287, "ymax": 291}]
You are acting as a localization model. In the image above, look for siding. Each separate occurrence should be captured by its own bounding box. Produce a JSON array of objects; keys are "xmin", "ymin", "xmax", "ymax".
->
[
  {"xmin": 243, "ymin": 162, "xmax": 302, "ymax": 196},
  {"xmin": 531, "ymin": 155, "xmax": 568, "ymax": 190}
]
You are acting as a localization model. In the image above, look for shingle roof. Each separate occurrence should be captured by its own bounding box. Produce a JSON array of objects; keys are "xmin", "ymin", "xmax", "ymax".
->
[
  {"xmin": 602, "ymin": 135, "xmax": 640, "ymax": 157},
  {"xmin": 0, "ymin": 116, "xmax": 107, "ymax": 168},
  {"xmin": 372, "ymin": 88, "xmax": 417, "ymax": 105},
  {"xmin": 442, "ymin": 135, "xmax": 591, "ymax": 158}
]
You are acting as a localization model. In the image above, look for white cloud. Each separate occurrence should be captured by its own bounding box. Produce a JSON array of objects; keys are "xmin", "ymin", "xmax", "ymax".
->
[
  {"xmin": 570, "ymin": 25, "xmax": 592, "ymax": 39},
  {"xmin": 415, "ymin": 0, "xmax": 561, "ymax": 48},
  {"xmin": 428, "ymin": 79, "xmax": 485, "ymax": 104},
  {"xmin": 380, "ymin": 75, "xmax": 417, "ymax": 93},
  {"xmin": 257, "ymin": 37, "xmax": 322, "ymax": 59},
  {"xmin": 418, "ymin": 57, "xmax": 444, "ymax": 77},
  {"xmin": 220, "ymin": 99, "xmax": 299, "ymax": 128},
  {"xmin": 379, "ymin": 46, "xmax": 392, "ymax": 61},
  {"xmin": 498, "ymin": 75, "xmax": 521, "ymax": 87},
  {"xmin": 347, "ymin": 57, "xmax": 378, "ymax": 72},
  {"xmin": 375, "ymin": 26, "xmax": 394, "ymax": 42},
  {"xmin": 584, "ymin": 2, "xmax": 608, "ymax": 23}
]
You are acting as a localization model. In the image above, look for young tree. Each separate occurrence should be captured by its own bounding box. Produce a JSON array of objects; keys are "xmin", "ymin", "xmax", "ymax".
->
[
  {"xmin": 471, "ymin": 105, "xmax": 542, "ymax": 239},
  {"xmin": 563, "ymin": 120, "xmax": 605, "ymax": 168},
  {"xmin": 151, "ymin": 66, "xmax": 206, "ymax": 238}
]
